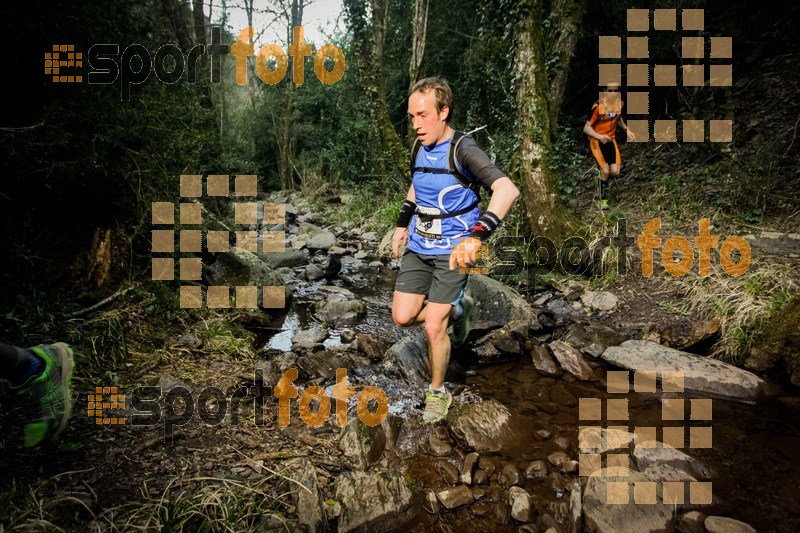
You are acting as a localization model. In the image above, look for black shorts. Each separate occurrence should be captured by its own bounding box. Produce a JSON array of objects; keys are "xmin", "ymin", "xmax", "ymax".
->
[{"xmin": 394, "ymin": 250, "xmax": 468, "ymax": 305}]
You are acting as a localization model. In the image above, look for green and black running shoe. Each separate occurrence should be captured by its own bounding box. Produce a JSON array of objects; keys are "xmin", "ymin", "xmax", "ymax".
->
[
  {"xmin": 451, "ymin": 294, "xmax": 475, "ymax": 347},
  {"xmin": 14, "ymin": 343, "xmax": 75, "ymax": 447}
]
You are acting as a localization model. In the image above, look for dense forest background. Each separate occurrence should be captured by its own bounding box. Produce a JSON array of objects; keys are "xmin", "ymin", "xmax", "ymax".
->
[{"xmin": 1, "ymin": 1, "xmax": 800, "ymax": 530}]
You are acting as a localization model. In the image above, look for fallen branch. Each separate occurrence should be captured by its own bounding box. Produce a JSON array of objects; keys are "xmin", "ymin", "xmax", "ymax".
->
[{"xmin": 65, "ymin": 283, "xmax": 140, "ymax": 318}]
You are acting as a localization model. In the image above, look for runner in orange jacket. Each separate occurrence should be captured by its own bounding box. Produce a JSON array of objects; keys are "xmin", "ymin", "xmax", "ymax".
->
[{"xmin": 584, "ymin": 82, "xmax": 635, "ymax": 209}]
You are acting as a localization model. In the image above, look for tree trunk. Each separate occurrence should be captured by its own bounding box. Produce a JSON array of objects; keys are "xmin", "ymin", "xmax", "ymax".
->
[
  {"xmin": 408, "ymin": 0, "xmax": 429, "ymax": 93},
  {"xmin": 161, "ymin": 0, "xmax": 194, "ymax": 52},
  {"xmin": 343, "ymin": 0, "xmax": 406, "ymax": 185},
  {"xmin": 514, "ymin": 0, "xmax": 579, "ymax": 241},
  {"xmin": 546, "ymin": 0, "xmax": 584, "ymax": 133}
]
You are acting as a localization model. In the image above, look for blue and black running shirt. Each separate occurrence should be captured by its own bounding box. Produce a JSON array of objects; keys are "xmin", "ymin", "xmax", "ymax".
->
[{"xmin": 408, "ymin": 133, "xmax": 506, "ymax": 255}]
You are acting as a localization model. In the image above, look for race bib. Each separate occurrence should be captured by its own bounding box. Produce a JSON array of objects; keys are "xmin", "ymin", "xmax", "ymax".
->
[{"xmin": 415, "ymin": 205, "xmax": 442, "ymax": 239}]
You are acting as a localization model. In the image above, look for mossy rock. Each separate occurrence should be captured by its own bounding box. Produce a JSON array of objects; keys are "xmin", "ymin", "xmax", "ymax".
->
[{"xmin": 747, "ymin": 293, "xmax": 800, "ymax": 386}]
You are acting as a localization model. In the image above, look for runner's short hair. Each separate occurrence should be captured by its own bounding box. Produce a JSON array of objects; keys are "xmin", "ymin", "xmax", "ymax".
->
[{"xmin": 409, "ymin": 77, "xmax": 453, "ymax": 122}]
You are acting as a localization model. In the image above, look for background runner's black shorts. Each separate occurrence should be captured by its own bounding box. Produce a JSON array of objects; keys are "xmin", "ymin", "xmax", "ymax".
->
[{"xmin": 395, "ymin": 249, "xmax": 468, "ymax": 305}]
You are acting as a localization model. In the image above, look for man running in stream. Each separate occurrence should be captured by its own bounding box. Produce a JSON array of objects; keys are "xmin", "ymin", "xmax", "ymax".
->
[
  {"xmin": 390, "ymin": 77, "xmax": 521, "ymax": 423},
  {"xmin": 584, "ymin": 81, "xmax": 636, "ymax": 210}
]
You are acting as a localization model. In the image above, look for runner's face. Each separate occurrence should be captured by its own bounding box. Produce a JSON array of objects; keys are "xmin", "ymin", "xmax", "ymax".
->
[{"xmin": 408, "ymin": 90, "xmax": 449, "ymax": 146}]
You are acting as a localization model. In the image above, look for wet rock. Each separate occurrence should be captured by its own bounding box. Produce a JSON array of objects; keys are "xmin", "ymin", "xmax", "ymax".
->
[
  {"xmin": 305, "ymin": 264, "xmax": 325, "ymax": 281},
  {"xmin": 280, "ymin": 458, "xmax": 325, "ymax": 532},
  {"xmin": 524, "ymin": 460, "xmax": 548, "ymax": 479},
  {"xmin": 498, "ymin": 464, "xmax": 523, "ymax": 488},
  {"xmin": 307, "ymin": 231, "xmax": 338, "ymax": 251},
  {"xmin": 296, "ymin": 349, "xmax": 369, "ymax": 380},
  {"xmin": 340, "ymin": 329, "xmax": 357, "ymax": 343},
  {"xmin": 536, "ymin": 429, "xmax": 552, "ymax": 440},
  {"xmin": 562, "ymin": 323, "xmax": 628, "ymax": 354},
  {"xmin": 660, "ymin": 318, "xmax": 721, "ymax": 350},
  {"xmin": 447, "ymin": 400, "xmax": 515, "ymax": 453},
  {"xmin": 539, "ymin": 402, "xmax": 559, "ymax": 415},
  {"xmin": 461, "ymin": 452, "xmax": 480, "ymax": 485},
  {"xmin": 298, "ymin": 222, "xmax": 325, "ymax": 238},
  {"xmin": 495, "ymin": 501, "xmax": 511, "ymax": 525},
  {"xmin": 369, "ymin": 260, "xmax": 383, "ymax": 269},
  {"xmin": 466, "ymin": 274, "xmax": 537, "ymax": 326},
  {"xmin": 205, "ymin": 252, "xmax": 288, "ymax": 306},
  {"xmin": 641, "ymin": 463, "xmax": 697, "ymax": 483},
  {"xmin": 747, "ymin": 293, "xmax": 800, "ymax": 386},
  {"xmin": 704, "ymin": 516, "xmax": 756, "ymax": 533},
  {"xmin": 424, "ymin": 491, "xmax": 440, "ymax": 514},
  {"xmin": 632, "ymin": 445, "xmax": 712, "ymax": 480},
  {"xmin": 436, "ymin": 485, "xmax": 474, "ymax": 509},
  {"xmin": 553, "ymin": 435, "xmax": 571, "ymax": 451},
  {"xmin": 677, "ymin": 511, "xmax": 706, "ymax": 533},
  {"xmin": 548, "ymin": 341, "xmax": 597, "ymax": 380},
  {"xmin": 549, "ymin": 383, "xmax": 578, "ymax": 407},
  {"xmin": 361, "ymin": 231, "xmax": 378, "ymax": 242},
  {"xmin": 428, "ymin": 434, "xmax": 453, "ymax": 457},
  {"xmin": 471, "ymin": 487, "xmax": 486, "ymax": 500},
  {"xmin": 479, "ymin": 457, "xmax": 496, "ymax": 479},
  {"xmin": 583, "ymin": 342, "xmax": 606, "ymax": 359},
  {"xmin": 583, "ymin": 468, "xmax": 674, "ymax": 533},
  {"xmin": 257, "ymin": 249, "xmax": 306, "ymax": 269},
  {"xmin": 338, "ymin": 417, "xmax": 387, "ymax": 470},
  {"xmin": 473, "ymin": 469, "xmax": 489, "ymax": 486},
  {"xmin": 546, "ymin": 298, "xmax": 576, "ymax": 317},
  {"xmin": 473, "ymin": 321, "xmax": 529, "ymax": 363},
  {"xmin": 436, "ymin": 461, "xmax": 460, "ymax": 484},
  {"xmin": 561, "ymin": 460, "xmax": 578, "ymax": 474},
  {"xmin": 508, "ymin": 486, "xmax": 532, "ymax": 523},
  {"xmin": 547, "ymin": 451, "xmax": 569, "ymax": 467},
  {"xmin": 291, "ymin": 329, "xmax": 328, "ymax": 352},
  {"xmin": 530, "ymin": 345, "xmax": 562, "ymax": 377},
  {"xmin": 580, "ymin": 291, "xmax": 618, "ymax": 311},
  {"xmin": 472, "ymin": 501, "xmax": 494, "ymax": 517},
  {"xmin": 335, "ymin": 471, "xmax": 414, "ymax": 532},
  {"xmin": 602, "ymin": 340, "xmax": 766, "ymax": 402},
  {"xmin": 382, "ymin": 332, "xmax": 430, "ymax": 386},
  {"xmin": 355, "ymin": 333, "xmax": 387, "ymax": 362},
  {"xmin": 568, "ymin": 481, "xmax": 582, "ymax": 533},
  {"xmin": 314, "ymin": 299, "xmax": 367, "ymax": 327}
]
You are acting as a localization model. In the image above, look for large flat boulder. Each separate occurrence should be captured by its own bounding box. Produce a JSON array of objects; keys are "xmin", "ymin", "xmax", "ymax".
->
[
  {"xmin": 602, "ymin": 340, "xmax": 766, "ymax": 402},
  {"xmin": 446, "ymin": 400, "xmax": 515, "ymax": 453},
  {"xmin": 335, "ymin": 471, "xmax": 415, "ymax": 532}
]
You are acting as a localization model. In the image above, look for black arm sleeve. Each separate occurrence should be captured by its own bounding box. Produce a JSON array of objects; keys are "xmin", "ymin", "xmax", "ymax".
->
[{"xmin": 456, "ymin": 136, "xmax": 507, "ymax": 190}]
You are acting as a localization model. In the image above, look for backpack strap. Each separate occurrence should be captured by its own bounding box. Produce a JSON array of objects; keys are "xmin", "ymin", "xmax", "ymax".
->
[{"xmin": 410, "ymin": 130, "xmax": 481, "ymax": 194}]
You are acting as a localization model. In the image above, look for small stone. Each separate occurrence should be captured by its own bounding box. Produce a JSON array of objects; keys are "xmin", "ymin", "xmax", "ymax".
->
[
  {"xmin": 561, "ymin": 460, "xmax": 578, "ymax": 474},
  {"xmin": 436, "ymin": 485, "xmax": 474, "ymax": 510},
  {"xmin": 508, "ymin": 486, "xmax": 532, "ymax": 523},
  {"xmin": 461, "ymin": 452, "xmax": 480, "ymax": 485},
  {"xmin": 471, "ymin": 487, "xmax": 486, "ymax": 500},
  {"xmin": 428, "ymin": 435, "xmax": 453, "ymax": 457},
  {"xmin": 525, "ymin": 460, "xmax": 549, "ymax": 479},
  {"xmin": 340, "ymin": 329, "xmax": 357, "ymax": 343},
  {"xmin": 436, "ymin": 461, "xmax": 460, "ymax": 485},
  {"xmin": 424, "ymin": 491, "xmax": 440, "ymax": 514},
  {"xmin": 553, "ymin": 435, "xmax": 570, "ymax": 451},
  {"xmin": 536, "ymin": 429, "xmax": 552, "ymax": 440},
  {"xmin": 498, "ymin": 464, "xmax": 523, "ymax": 488},
  {"xmin": 471, "ymin": 501, "xmax": 494, "ymax": 517},
  {"xmin": 547, "ymin": 451, "xmax": 569, "ymax": 467},
  {"xmin": 473, "ymin": 469, "xmax": 489, "ymax": 486},
  {"xmin": 678, "ymin": 511, "xmax": 706, "ymax": 533},
  {"xmin": 479, "ymin": 457, "xmax": 496, "ymax": 479}
]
